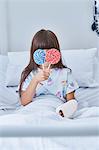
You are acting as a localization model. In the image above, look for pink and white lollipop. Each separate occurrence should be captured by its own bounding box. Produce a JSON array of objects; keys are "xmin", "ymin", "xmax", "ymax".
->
[{"xmin": 46, "ymin": 49, "xmax": 61, "ymax": 67}]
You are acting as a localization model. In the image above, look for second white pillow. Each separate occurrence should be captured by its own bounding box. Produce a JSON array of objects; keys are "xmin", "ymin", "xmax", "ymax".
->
[{"xmin": 61, "ymin": 48, "xmax": 98, "ymax": 87}]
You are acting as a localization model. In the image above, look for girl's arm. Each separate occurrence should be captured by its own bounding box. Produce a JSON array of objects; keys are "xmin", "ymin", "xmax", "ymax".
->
[
  {"xmin": 65, "ymin": 91, "xmax": 75, "ymax": 101},
  {"xmin": 20, "ymin": 68, "xmax": 50, "ymax": 106},
  {"xmin": 20, "ymin": 77, "xmax": 38, "ymax": 106}
]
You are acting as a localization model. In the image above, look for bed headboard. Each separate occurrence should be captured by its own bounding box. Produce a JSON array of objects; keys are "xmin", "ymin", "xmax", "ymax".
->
[{"xmin": 0, "ymin": 0, "xmax": 98, "ymax": 54}]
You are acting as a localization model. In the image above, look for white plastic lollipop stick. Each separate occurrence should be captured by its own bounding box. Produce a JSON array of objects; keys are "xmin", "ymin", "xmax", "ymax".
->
[
  {"xmin": 42, "ymin": 64, "xmax": 45, "ymax": 70},
  {"xmin": 48, "ymin": 63, "xmax": 51, "ymax": 69}
]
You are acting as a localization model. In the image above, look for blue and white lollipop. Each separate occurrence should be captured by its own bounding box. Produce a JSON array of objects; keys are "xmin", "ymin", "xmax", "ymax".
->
[{"xmin": 33, "ymin": 49, "xmax": 46, "ymax": 65}]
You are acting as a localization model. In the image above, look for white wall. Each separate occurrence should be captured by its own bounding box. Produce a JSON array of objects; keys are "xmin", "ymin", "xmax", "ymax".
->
[
  {"xmin": 0, "ymin": 0, "xmax": 98, "ymax": 54},
  {"xmin": 0, "ymin": 0, "xmax": 8, "ymax": 54}
]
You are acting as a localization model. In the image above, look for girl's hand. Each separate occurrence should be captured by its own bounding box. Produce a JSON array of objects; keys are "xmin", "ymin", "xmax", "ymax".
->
[{"xmin": 34, "ymin": 68, "xmax": 51, "ymax": 83}]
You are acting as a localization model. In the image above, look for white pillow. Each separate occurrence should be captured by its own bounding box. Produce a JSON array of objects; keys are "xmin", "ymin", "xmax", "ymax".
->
[
  {"xmin": 0, "ymin": 55, "xmax": 8, "ymax": 84},
  {"xmin": 7, "ymin": 51, "xmax": 29, "ymax": 67},
  {"xmin": 61, "ymin": 48, "xmax": 98, "ymax": 87},
  {"xmin": 5, "ymin": 51, "xmax": 29, "ymax": 86},
  {"xmin": 93, "ymin": 56, "xmax": 99, "ymax": 83},
  {"xmin": 6, "ymin": 64, "xmax": 25, "ymax": 86},
  {"xmin": 5, "ymin": 48, "xmax": 98, "ymax": 87}
]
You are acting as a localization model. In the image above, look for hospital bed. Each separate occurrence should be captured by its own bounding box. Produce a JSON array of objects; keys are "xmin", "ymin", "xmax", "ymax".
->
[{"xmin": 0, "ymin": 0, "xmax": 99, "ymax": 149}]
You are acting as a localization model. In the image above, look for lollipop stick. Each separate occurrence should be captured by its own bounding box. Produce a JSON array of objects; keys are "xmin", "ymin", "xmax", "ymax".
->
[
  {"xmin": 48, "ymin": 63, "xmax": 51, "ymax": 69},
  {"xmin": 42, "ymin": 64, "xmax": 44, "ymax": 70}
]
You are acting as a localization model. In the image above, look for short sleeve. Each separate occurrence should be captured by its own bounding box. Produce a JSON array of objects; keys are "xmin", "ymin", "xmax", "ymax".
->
[
  {"xmin": 66, "ymin": 71, "xmax": 79, "ymax": 94},
  {"xmin": 22, "ymin": 71, "xmax": 34, "ymax": 91}
]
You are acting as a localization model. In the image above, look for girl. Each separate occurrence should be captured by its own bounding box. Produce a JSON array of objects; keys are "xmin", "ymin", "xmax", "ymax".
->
[{"xmin": 19, "ymin": 29, "xmax": 79, "ymax": 118}]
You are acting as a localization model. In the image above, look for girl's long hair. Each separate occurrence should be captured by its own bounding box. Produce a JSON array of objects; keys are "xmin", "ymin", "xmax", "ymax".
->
[{"xmin": 19, "ymin": 29, "xmax": 68, "ymax": 97}]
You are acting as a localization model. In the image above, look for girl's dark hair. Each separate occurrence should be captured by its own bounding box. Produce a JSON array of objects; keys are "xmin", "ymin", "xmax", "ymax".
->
[{"xmin": 19, "ymin": 29, "xmax": 69, "ymax": 97}]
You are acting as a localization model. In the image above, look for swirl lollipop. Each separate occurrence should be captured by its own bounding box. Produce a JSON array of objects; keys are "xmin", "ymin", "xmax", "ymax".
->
[
  {"xmin": 33, "ymin": 49, "xmax": 46, "ymax": 69},
  {"xmin": 46, "ymin": 49, "xmax": 61, "ymax": 68}
]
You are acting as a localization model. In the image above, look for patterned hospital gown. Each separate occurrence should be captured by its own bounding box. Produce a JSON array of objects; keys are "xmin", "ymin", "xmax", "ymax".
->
[{"xmin": 22, "ymin": 68, "xmax": 79, "ymax": 102}]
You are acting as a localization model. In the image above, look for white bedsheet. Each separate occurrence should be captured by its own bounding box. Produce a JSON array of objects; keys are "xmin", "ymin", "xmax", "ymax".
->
[
  {"xmin": 0, "ymin": 136, "xmax": 99, "ymax": 150},
  {"xmin": 0, "ymin": 95, "xmax": 99, "ymax": 150}
]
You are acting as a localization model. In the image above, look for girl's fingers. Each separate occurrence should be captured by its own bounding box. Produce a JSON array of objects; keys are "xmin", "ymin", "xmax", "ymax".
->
[
  {"xmin": 43, "ymin": 71, "xmax": 50, "ymax": 76},
  {"xmin": 42, "ymin": 72, "xmax": 50, "ymax": 79},
  {"xmin": 43, "ymin": 67, "xmax": 51, "ymax": 73}
]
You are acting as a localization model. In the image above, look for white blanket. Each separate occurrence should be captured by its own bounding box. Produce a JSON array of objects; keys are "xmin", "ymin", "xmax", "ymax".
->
[{"xmin": 0, "ymin": 95, "xmax": 99, "ymax": 150}]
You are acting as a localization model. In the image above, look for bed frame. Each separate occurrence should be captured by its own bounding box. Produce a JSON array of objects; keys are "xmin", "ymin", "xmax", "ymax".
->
[
  {"xmin": 0, "ymin": 0, "xmax": 98, "ymax": 137},
  {"xmin": 0, "ymin": 123, "xmax": 99, "ymax": 137}
]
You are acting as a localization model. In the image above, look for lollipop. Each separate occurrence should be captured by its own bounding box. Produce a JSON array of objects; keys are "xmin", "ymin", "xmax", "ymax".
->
[
  {"xmin": 33, "ymin": 49, "xmax": 46, "ymax": 65},
  {"xmin": 46, "ymin": 49, "xmax": 61, "ymax": 66}
]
